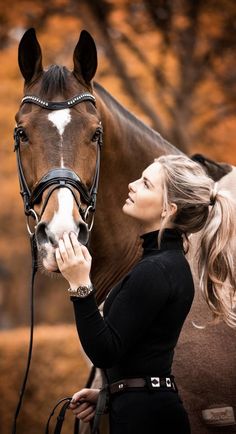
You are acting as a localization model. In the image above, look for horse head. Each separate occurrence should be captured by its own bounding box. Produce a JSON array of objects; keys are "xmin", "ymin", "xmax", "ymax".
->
[{"xmin": 15, "ymin": 28, "xmax": 102, "ymax": 272}]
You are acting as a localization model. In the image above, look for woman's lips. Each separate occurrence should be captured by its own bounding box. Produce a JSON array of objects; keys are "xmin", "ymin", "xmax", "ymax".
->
[{"xmin": 126, "ymin": 195, "xmax": 134, "ymax": 203}]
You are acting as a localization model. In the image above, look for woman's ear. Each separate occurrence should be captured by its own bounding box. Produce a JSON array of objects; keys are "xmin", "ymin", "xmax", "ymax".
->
[
  {"xmin": 169, "ymin": 203, "xmax": 177, "ymax": 217},
  {"xmin": 161, "ymin": 203, "xmax": 177, "ymax": 219}
]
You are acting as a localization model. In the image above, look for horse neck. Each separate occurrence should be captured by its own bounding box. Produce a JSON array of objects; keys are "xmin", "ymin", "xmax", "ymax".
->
[
  {"xmin": 94, "ymin": 82, "xmax": 182, "ymax": 165},
  {"xmin": 93, "ymin": 81, "xmax": 183, "ymax": 244}
]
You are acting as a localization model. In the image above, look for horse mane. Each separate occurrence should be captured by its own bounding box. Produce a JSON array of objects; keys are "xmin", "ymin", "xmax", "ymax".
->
[
  {"xmin": 94, "ymin": 82, "xmax": 179, "ymax": 154},
  {"xmin": 40, "ymin": 65, "xmax": 68, "ymax": 99}
]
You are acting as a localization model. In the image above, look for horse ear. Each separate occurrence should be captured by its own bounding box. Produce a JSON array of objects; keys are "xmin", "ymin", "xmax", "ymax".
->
[
  {"xmin": 73, "ymin": 30, "xmax": 97, "ymax": 84},
  {"xmin": 18, "ymin": 28, "xmax": 43, "ymax": 83}
]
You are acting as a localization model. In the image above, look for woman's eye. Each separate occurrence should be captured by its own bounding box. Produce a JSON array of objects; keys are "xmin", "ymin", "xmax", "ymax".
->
[{"xmin": 144, "ymin": 180, "xmax": 149, "ymax": 189}]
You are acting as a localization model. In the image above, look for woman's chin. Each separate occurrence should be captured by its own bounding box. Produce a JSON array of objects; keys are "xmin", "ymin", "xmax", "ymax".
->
[
  {"xmin": 122, "ymin": 203, "xmax": 136, "ymax": 218},
  {"xmin": 122, "ymin": 203, "xmax": 131, "ymax": 214}
]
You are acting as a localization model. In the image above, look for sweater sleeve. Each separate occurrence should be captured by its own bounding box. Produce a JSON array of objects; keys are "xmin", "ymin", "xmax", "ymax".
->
[{"xmin": 72, "ymin": 260, "xmax": 171, "ymax": 368}]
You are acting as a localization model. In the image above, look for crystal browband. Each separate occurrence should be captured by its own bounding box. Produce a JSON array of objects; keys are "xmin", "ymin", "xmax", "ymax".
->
[{"xmin": 20, "ymin": 92, "xmax": 96, "ymax": 110}]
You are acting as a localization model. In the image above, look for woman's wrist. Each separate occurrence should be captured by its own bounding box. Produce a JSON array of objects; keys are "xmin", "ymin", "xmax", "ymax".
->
[
  {"xmin": 69, "ymin": 279, "xmax": 92, "ymax": 291},
  {"xmin": 68, "ymin": 281, "xmax": 94, "ymax": 298}
]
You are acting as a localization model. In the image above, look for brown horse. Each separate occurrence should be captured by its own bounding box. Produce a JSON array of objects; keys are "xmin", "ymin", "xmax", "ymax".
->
[
  {"xmin": 16, "ymin": 29, "xmax": 236, "ymax": 434},
  {"xmin": 16, "ymin": 28, "xmax": 180, "ymax": 303}
]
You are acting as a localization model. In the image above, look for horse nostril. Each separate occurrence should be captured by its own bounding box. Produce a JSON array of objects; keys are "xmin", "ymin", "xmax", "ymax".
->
[
  {"xmin": 35, "ymin": 222, "xmax": 58, "ymax": 247},
  {"xmin": 35, "ymin": 222, "xmax": 48, "ymax": 245},
  {"xmin": 78, "ymin": 222, "xmax": 89, "ymax": 245}
]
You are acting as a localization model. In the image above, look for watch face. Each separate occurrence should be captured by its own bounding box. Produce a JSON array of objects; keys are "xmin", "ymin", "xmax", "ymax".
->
[
  {"xmin": 76, "ymin": 285, "xmax": 93, "ymax": 297},
  {"xmin": 80, "ymin": 287, "xmax": 88, "ymax": 297}
]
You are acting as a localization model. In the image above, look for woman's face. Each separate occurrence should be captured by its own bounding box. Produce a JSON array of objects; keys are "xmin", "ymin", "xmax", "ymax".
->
[{"xmin": 123, "ymin": 162, "xmax": 166, "ymax": 232}]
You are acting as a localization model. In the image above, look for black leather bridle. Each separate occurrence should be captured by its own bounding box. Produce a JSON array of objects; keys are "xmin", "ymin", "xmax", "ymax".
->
[
  {"xmin": 12, "ymin": 92, "xmax": 102, "ymax": 434},
  {"xmin": 14, "ymin": 91, "xmax": 103, "ymax": 235}
]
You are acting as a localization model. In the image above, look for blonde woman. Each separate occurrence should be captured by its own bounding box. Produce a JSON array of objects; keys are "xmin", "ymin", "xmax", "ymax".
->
[{"xmin": 56, "ymin": 155, "xmax": 236, "ymax": 434}]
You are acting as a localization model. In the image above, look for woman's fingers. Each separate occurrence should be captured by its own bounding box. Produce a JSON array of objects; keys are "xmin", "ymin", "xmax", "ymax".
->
[
  {"xmin": 72, "ymin": 402, "xmax": 95, "ymax": 422},
  {"xmin": 56, "ymin": 233, "xmax": 82, "ymax": 264},
  {"xmin": 58, "ymin": 239, "xmax": 69, "ymax": 261},
  {"xmin": 70, "ymin": 388, "xmax": 99, "ymax": 406},
  {"xmin": 55, "ymin": 234, "xmax": 92, "ymax": 285},
  {"xmin": 69, "ymin": 232, "xmax": 83, "ymax": 256},
  {"xmin": 69, "ymin": 388, "xmax": 99, "ymax": 423},
  {"xmin": 55, "ymin": 248, "xmax": 63, "ymax": 267},
  {"xmin": 63, "ymin": 232, "xmax": 75, "ymax": 259},
  {"xmin": 81, "ymin": 244, "xmax": 92, "ymax": 263},
  {"xmin": 71, "ymin": 390, "xmax": 83, "ymax": 404},
  {"xmin": 58, "ymin": 232, "xmax": 91, "ymax": 264},
  {"xmin": 80, "ymin": 407, "xmax": 96, "ymax": 422}
]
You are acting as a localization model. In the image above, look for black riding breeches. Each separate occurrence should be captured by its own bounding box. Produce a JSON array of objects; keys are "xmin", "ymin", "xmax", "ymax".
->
[{"xmin": 109, "ymin": 389, "xmax": 191, "ymax": 434}]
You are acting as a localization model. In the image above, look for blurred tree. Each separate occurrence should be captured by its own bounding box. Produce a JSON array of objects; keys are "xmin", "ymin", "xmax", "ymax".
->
[{"xmin": 142, "ymin": 0, "xmax": 236, "ymax": 150}]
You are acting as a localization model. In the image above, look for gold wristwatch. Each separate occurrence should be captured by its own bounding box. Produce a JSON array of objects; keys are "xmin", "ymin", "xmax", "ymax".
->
[{"xmin": 68, "ymin": 283, "xmax": 94, "ymax": 298}]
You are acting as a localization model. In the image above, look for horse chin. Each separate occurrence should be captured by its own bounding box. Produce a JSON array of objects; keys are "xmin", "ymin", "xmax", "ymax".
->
[
  {"xmin": 42, "ymin": 258, "xmax": 59, "ymax": 273},
  {"xmin": 37, "ymin": 244, "xmax": 59, "ymax": 273}
]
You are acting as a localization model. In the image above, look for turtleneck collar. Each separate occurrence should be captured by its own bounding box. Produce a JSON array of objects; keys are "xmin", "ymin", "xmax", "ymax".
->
[{"xmin": 140, "ymin": 228, "xmax": 184, "ymax": 255}]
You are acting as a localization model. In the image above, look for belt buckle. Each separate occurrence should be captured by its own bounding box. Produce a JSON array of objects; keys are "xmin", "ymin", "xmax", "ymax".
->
[
  {"xmin": 150, "ymin": 377, "xmax": 160, "ymax": 388},
  {"xmin": 118, "ymin": 381, "xmax": 126, "ymax": 390}
]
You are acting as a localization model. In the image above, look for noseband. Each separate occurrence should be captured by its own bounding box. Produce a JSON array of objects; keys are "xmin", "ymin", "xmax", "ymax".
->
[{"xmin": 14, "ymin": 92, "xmax": 103, "ymax": 235}]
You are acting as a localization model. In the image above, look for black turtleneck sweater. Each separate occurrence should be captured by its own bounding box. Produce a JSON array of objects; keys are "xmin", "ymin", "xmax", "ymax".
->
[{"xmin": 72, "ymin": 229, "xmax": 194, "ymax": 383}]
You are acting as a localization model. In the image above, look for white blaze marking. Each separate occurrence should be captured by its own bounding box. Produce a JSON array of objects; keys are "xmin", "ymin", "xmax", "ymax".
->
[
  {"xmin": 48, "ymin": 109, "xmax": 71, "ymax": 135},
  {"xmin": 48, "ymin": 189, "xmax": 77, "ymax": 239},
  {"xmin": 48, "ymin": 109, "xmax": 71, "ymax": 166}
]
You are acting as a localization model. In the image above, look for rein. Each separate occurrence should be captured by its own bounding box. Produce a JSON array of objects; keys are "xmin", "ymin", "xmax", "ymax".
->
[
  {"xmin": 11, "ymin": 234, "xmax": 37, "ymax": 434},
  {"xmin": 12, "ymin": 92, "xmax": 102, "ymax": 434}
]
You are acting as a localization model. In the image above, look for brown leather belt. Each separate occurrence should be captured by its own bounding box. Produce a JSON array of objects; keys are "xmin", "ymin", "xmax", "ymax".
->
[{"xmin": 109, "ymin": 376, "xmax": 177, "ymax": 394}]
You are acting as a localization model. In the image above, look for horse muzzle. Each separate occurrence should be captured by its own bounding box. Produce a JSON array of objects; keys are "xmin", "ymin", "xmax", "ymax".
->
[{"xmin": 35, "ymin": 219, "xmax": 89, "ymax": 272}]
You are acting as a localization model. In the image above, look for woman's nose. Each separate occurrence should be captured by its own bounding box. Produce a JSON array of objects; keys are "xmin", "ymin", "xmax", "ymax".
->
[{"xmin": 129, "ymin": 181, "xmax": 136, "ymax": 192}]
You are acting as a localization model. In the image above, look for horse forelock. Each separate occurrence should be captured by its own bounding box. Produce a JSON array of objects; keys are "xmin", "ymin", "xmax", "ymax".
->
[{"xmin": 40, "ymin": 65, "xmax": 68, "ymax": 99}]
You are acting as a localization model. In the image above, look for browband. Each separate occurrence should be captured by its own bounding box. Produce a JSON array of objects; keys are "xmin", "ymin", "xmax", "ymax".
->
[{"xmin": 21, "ymin": 92, "xmax": 96, "ymax": 110}]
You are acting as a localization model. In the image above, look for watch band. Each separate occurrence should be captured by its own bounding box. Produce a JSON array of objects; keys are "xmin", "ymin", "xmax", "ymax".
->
[{"xmin": 68, "ymin": 283, "xmax": 94, "ymax": 298}]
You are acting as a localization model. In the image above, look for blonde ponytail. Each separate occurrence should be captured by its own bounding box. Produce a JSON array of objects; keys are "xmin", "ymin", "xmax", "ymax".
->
[
  {"xmin": 198, "ymin": 190, "xmax": 236, "ymax": 327},
  {"xmin": 154, "ymin": 155, "xmax": 236, "ymax": 327}
]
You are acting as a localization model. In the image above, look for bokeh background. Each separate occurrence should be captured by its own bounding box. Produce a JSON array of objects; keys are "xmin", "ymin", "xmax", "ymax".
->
[{"xmin": 0, "ymin": 0, "xmax": 236, "ymax": 433}]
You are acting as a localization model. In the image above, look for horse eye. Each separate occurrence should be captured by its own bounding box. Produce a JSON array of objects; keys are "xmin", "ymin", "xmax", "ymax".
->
[
  {"xmin": 91, "ymin": 128, "xmax": 102, "ymax": 142},
  {"xmin": 18, "ymin": 128, "xmax": 28, "ymax": 143}
]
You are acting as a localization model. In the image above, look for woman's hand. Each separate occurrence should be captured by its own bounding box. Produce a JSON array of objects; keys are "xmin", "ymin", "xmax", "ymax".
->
[
  {"xmin": 55, "ymin": 232, "xmax": 92, "ymax": 289},
  {"xmin": 69, "ymin": 388, "xmax": 100, "ymax": 422}
]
